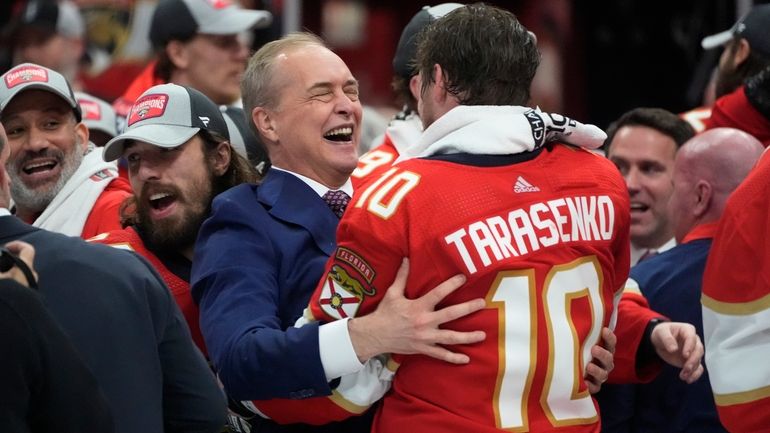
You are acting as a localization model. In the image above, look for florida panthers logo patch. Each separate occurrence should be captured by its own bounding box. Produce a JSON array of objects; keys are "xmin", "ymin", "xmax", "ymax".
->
[{"xmin": 318, "ymin": 265, "xmax": 374, "ymax": 319}]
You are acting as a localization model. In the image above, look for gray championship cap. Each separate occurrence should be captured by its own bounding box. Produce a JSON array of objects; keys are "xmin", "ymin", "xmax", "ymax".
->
[
  {"xmin": 0, "ymin": 63, "xmax": 81, "ymax": 121},
  {"xmin": 392, "ymin": 3, "xmax": 464, "ymax": 79},
  {"xmin": 103, "ymin": 83, "xmax": 229, "ymax": 161},
  {"xmin": 149, "ymin": 0, "xmax": 273, "ymax": 47},
  {"xmin": 701, "ymin": 4, "xmax": 770, "ymax": 57},
  {"xmin": 76, "ymin": 92, "xmax": 118, "ymax": 138}
]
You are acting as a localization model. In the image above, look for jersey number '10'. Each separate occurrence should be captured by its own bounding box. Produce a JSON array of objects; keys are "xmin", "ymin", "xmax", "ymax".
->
[{"xmin": 488, "ymin": 257, "xmax": 605, "ymax": 430}]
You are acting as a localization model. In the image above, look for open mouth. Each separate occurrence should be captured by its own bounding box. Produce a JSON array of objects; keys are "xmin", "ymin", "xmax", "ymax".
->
[
  {"xmin": 22, "ymin": 160, "xmax": 57, "ymax": 175},
  {"xmin": 630, "ymin": 203, "xmax": 649, "ymax": 213},
  {"xmin": 323, "ymin": 126, "xmax": 353, "ymax": 142},
  {"xmin": 149, "ymin": 192, "xmax": 176, "ymax": 213}
]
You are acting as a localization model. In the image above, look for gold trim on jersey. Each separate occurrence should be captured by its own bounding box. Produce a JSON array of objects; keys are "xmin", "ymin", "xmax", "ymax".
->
[
  {"xmin": 702, "ymin": 292, "xmax": 770, "ymax": 315},
  {"xmin": 714, "ymin": 384, "xmax": 770, "ymax": 406}
]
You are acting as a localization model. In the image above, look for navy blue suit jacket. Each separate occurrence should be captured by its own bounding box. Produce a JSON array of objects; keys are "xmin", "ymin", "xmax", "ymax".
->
[
  {"xmin": 0, "ymin": 215, "xmax": 226, "ymax": 433},
  {"xmin": 192, "ymin": 170, "xmax": 374, "ymax": 432},
  {"xmin": 598, "ymin": 238, "xmax": 726, "ymax": 433}
]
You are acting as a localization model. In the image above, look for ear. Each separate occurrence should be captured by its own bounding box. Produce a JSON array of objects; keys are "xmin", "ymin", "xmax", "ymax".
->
[
  {"xmin": 409, "ymin": 74, "xmax": 421, "ymax": 102},
  {"xmin": 252, "ymin": 106, "xmax": 279, "ymax": 143},
  {"xmin": 693, "ymin": 180, "xmax": 713, "ymax": 218},
  {"xmin": 75, "ymin": 122, "xmax": 89, "ymax": 153},
  {"xmin": 733, "ymin": 38, "xmax": 751, "ymax": 67},
  {"xmin": 211, "ymin": 140, "xmax": 232, "ymax": 176},
  {"xmin": 166, "ymin": 40, "xmax": 190, "ymax": 70},
  {"xmin": 431, "ymin": 64, "xmax": 449, "ymax": 104}
]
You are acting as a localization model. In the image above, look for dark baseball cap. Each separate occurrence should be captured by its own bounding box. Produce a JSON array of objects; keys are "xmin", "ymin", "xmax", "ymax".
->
[
  {"xmin": 103, "ymin": 83, "xmax": 229, "ymax": 161},
  {"xmin": 12, "ymin": 0, "xmax": 85, "ymax": 39},
  {"xmin": 392, "ymin": 3, "xmax": 464, "ymax": 79},
  {"xmin": 0, "ymin": 63, "xmax": 81, "ymax": 122},
  {"xmin": 149, "ymin": 0, "xmax": 272, "ymax": 48},
  {"xmin": 701, "ymin": 4, "xmax": 770, "ymax": 57}
]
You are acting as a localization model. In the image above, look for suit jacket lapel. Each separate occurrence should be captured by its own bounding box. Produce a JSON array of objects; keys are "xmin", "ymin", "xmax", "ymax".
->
[{"xmin": 257, "ymin": 170, "xmax": 339, "ymax": 256}]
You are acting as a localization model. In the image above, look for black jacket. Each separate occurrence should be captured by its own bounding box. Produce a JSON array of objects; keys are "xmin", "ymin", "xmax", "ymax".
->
[{"xmin": 0, "ymin": 215, "xmax": 227, "ymax": 433}]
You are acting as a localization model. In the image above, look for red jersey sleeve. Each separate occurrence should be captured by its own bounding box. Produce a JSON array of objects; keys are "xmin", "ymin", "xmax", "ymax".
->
[
  {"xmin": 701, "ymin": 153, "xmax": 770, "ymax": 432},
  {"xmin": 608, "ymin": 281, "xmax": 664, "ymax": 384}
]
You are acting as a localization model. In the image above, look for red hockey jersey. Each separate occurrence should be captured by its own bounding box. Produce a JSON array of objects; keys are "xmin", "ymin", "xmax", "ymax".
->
[
  {"xmin": 304, "ymin": 144, "xmax": 630, "ymax": 432},
  {"xmin": 701, "ymin": 152, "xmax": 770, "ymax": 432},
  {"xmin": 351, "ymin": 134, "xmax": 400, "ymax": 189}
]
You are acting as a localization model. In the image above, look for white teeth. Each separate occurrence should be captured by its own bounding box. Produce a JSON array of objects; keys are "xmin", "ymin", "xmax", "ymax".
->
[
  {"xmin": 24, "ymin": 161, "xmax": 54, "ymax": 170},
  {"xmin": 324, "ymin": 127, "xmax": 353, "ymax": 137},
  {"xmin": 149, "ymin": 192, "xmax": 172, "ymax": 201}
]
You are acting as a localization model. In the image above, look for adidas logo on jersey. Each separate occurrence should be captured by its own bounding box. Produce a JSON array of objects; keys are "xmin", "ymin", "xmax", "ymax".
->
[{"xmin": 514, "ymin": 176, "xmax": 540, "ymax": 193}]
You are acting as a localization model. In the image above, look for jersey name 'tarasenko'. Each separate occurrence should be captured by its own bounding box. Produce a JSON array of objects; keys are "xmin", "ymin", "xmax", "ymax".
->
[{"xmin": 309, "ymin": 144, "xmax": 630, "ymax": 433}]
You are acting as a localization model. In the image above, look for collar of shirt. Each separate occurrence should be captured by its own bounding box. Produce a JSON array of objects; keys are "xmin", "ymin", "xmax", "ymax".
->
[
  {"xmin": 681, "ymin": 222, "xmax": 719, "ymax": 244},
  {"xmin": 631, "ymin": 237, "xmax": 677, "ymax": 264},
  {"xmin": 0, "ymin": 207, "xmax": 10, "ymax": 217},
  {"xmin": 271, "ymin": 166, "xmax": 354, "ymax": 198}
]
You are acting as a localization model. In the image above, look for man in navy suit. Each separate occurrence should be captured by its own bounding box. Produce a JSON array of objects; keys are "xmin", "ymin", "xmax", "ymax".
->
[{"xmin": 191, "ymin": 32, "xmax": 490, "ymax": 433}]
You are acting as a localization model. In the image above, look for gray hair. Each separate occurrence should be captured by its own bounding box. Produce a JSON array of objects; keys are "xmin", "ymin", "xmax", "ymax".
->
[{"xmin": 241, "ymin": 32, "xmax": 327, "ymax": 136}]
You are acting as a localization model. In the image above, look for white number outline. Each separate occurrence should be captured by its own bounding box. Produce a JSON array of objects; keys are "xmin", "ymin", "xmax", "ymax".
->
[{"xmin": 487, "ymin": 256, "xmax": 604, "ymax": 431}]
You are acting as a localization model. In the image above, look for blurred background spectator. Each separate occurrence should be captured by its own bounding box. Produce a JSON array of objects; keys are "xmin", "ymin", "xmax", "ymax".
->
[{"xmin": 1, "ymin": 0, "xmax": 766, "ymax": 131}]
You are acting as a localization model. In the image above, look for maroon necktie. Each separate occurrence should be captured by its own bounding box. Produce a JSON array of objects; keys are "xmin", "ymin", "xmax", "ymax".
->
[
  {"xmin": 638, "ymin": 249, "xmax": 659, "ymax": 263},
  {"xmin": 322, "ymin": 190, "xmax": 351, "ymax": 218}
]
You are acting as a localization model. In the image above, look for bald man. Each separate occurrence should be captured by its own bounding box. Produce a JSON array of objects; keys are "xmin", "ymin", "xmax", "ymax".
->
[{"xmin": 600, "ymin": 128, "xmax": 763, "ymax": 433}]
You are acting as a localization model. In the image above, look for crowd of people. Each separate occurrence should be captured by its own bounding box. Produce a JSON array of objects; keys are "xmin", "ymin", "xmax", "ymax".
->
[{"xmin": 1, "ymin": 1, "xmax": 769, "ymax": 433}]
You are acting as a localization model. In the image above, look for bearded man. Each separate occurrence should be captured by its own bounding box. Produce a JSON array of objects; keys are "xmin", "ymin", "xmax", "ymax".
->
[{"xmin": 90, "ymin": 83, "xmax": 258, "ymax": 352}]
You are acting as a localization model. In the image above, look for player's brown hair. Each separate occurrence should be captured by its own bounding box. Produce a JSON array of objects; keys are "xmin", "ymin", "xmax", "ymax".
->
[{"xmin": 415, "ymin": 3, "xmax": 540, "ymax": 107}]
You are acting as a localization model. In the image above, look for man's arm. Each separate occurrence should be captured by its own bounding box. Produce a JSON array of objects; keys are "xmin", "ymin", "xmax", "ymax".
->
[
  {"xmin": 347, "ymin": 258, "xmax": 485, "ymax": 363},
  {"xmin": 191, "ymin": 190, "xmax": 333, "ymax": 400},
  {"xmin": 610, "ymin": 281, "xmax": 704, "ymax": 384},
  {"xmin": 701, "ymin": 155, "xmax": 770, "ymax": 432}
]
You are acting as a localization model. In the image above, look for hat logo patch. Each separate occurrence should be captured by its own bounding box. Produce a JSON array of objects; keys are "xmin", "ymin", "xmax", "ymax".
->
[
  {"xmin": 128, "ymin": 94, "xmax": 169, "ymax": 126},
  {"xmin": 78, "ymin": 99, "xmax": 102, "ymax": 121},
  {"xmin": 4, "ymin": 66, "xmax": 48, "ymax": 89},
  {"xmin": 206, "ymin": 0, "xmax": 232, "ymax": 9},
  {"xmin": 199, "ymin": 116, "xmax": 210, "ymax": 127}
]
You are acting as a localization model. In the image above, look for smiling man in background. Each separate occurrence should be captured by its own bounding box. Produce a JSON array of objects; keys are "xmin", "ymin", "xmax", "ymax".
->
[
  {"xmin": 605, "ymin": 107, "xmax": 696, "ymax": 264},
  {"xmin": 0, "ymin": 63, "xmax": 130, "ymax": 238}
]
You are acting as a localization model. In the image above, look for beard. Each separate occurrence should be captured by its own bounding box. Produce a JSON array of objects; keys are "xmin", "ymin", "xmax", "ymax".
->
[
  {"xmin": 9, "ymin": 146, "xmax": 84, "ymax": 214},
  {"xmin": 135, "ymin": 169, "xmax": 216, "ymax": 253}
]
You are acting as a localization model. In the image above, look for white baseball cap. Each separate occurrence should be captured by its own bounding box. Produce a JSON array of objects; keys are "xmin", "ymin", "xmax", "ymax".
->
[{"xmin": 149, "ymin": 0, "xmax": 272, "ymax": 47}]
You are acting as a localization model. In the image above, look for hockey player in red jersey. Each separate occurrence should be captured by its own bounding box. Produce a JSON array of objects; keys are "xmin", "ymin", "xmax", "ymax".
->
[
  {"xmin": 295, "ymin": 5, "xmax": 702, "ymax": 432},
  {"xmin": 310, "ymin": 6, "xmax": 627, "ymax": 431}
]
